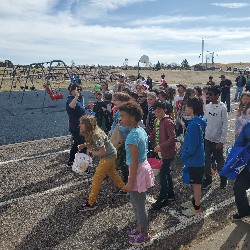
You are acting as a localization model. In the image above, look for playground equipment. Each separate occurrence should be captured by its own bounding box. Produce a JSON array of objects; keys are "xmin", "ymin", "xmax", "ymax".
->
[
  {"xmin": 43, "ymin": 83, "xmax": 63, "ymax": 100},
  {"xmin": 41, "ymin": 60, "xmax": 71, "ymax": 107},
  {"xmin": 2, "ymin": 60, "xmax": 71, "ymax": 107}
]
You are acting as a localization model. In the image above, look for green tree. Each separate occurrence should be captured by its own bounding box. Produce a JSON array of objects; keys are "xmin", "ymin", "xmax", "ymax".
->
[
  {"xmin": 155, "ymin": 61, "xmax": 161, "ymax": 70},
  {"xmin": 181, "ymin": 59, "xmax": 191, "ymax": 70}
]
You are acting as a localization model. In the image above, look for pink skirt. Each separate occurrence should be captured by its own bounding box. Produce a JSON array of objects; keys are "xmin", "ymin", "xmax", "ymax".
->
[{"xmin": 129, "ymin": 160, "xmax": 155, "ymax": 193}]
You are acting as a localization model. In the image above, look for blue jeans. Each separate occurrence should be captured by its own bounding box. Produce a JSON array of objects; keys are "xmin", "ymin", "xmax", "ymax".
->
[
  {"xmin": 221, "ymin": 92, "xmax": 230, "ymax": 112},
  {"xmin": 159, "ymin": 158, "xmax": 174, "ymax": 200},
  {"xmin": 234, "ymin": 86, "xmax": 243, "ymax": 100}
]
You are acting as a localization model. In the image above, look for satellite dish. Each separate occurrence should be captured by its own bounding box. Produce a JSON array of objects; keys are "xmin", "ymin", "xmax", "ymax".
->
[{"xmin": 139, "ymin": 55, "xmax": 149, "ymax": 64}]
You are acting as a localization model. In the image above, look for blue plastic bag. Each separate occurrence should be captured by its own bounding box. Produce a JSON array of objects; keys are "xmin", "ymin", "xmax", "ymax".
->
[{"xmin": 219, "ymin": 142, "xmax": 250, "ymax": 180}]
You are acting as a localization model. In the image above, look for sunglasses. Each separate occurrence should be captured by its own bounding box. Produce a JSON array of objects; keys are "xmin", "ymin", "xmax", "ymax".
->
[{"xmin": 138, "ymin": 96, "xmax": 145, "ymax": 98}]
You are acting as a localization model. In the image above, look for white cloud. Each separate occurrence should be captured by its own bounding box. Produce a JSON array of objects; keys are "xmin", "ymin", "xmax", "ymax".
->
[
  {"xmin": 0, "ymin": 1, "xmax": 250, "ymax": 66},
  {"xmin": 212, "ymin": 2, "xmax": 250, "ymax": 8},
  {"xmin": 86, "ymin": 0, "xmax": 150, "ymax": 10},
  {"xmin": 75, "ymin": 0, "xmax": 156, "ymax": 19},
  {"xmin": 129, "ymin": 15, "xmax": 207, "ymax": 26},
  {"xmin": 128, "ymin": 15, "xmax": 250, "ymax": 26},
  {"xmin": 0, "ymin": 0, "xmax": 57, "ymax": 15}
]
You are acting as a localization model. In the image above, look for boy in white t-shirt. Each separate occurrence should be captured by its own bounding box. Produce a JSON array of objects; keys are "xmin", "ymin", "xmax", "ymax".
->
[{"xmin": 202, "ymin": 85, "xmax": 228, "ymax": 190}]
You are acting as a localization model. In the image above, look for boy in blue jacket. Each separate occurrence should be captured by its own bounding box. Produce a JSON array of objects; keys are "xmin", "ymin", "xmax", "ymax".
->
[{"xmin": 181, "ymin": 98, "xmax": 207, "ymax": 216}]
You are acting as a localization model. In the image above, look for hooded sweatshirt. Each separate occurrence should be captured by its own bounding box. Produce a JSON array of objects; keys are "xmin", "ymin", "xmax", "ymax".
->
[
  {"xmin": 181, "ymin": 116, "xmax": 207, "ymax": 167},
  {"xmin": 149, "ymin": 115, "xmax": 177, "ymax": 159}
]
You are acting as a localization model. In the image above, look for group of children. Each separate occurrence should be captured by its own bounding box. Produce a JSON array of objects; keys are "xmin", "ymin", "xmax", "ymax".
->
[{"xmin": 65, "ymin": 73, "xmax": 250, "ymax": 247}]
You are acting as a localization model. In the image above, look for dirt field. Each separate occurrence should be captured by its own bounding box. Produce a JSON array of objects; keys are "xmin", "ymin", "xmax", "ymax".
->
[{"xmin": 0, "ymin": 62, "xmax": 249, "ymax": 92}]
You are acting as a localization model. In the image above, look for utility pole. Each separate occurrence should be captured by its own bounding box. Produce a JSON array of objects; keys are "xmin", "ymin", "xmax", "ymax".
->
[{"xmin": 201, "ymin": 38, "xmax": 204, "ymax": 66}]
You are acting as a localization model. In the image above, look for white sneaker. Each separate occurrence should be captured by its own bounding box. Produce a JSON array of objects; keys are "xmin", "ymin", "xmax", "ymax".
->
[
  {"xmin": 181, "ymin": 201, "xmax": 193, "ymax": 210},
  {"xmin": 242, "ymin": 216, "xmax": 250, "ymax": 224},
  {"xmin": 182, "ymin": 206, "xmax": 201, "ymax": 216}
]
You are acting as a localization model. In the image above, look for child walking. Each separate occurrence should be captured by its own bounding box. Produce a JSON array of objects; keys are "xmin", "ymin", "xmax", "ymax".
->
[
  {"xmin": 181, "ymin": 98, "xmax": 207, "ymax": 216},
  {"xmin": 119, "ymin": 102, "xmax": 155, "ymax": 246},
  {"xmin": 78, "ymin": 115, "xmax": 125, "ymax": 211}
]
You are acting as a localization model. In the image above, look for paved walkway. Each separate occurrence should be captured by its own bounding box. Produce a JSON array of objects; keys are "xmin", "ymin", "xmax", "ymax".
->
[{"xmin": 187, "ymin": 221, "xmax": 250, "ymax": 250}]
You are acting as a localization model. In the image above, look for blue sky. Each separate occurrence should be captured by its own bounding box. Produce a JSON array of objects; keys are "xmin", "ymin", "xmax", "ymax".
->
[{"xmin": 1, "ymin": 0, "xmax": 250, "ymax": 67}]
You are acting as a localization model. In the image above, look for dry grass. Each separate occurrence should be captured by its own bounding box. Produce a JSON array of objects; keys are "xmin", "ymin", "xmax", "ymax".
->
[{"xmin": 0, "ymin": 62, "xmax": 249, "ymax": 91}]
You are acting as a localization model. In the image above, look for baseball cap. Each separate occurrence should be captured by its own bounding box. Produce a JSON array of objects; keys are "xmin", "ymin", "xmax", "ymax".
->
[
  {"xmin": 209, "ymin": 76, "xmax": 213, "ymax": 79},
  {"xmin": 219, "ymin": 75, "xmax": 225, "ymax": 78}
]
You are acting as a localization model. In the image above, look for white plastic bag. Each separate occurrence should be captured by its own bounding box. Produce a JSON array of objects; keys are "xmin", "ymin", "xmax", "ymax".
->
[{"xmin": 72, "ymin": 153, "xmax": 92, "ymax": 175}]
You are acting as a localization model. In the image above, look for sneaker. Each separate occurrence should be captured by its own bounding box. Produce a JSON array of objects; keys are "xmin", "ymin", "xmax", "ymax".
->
[
  {"xmin": 182, "ymin": 206, "xmax": 201, "ymax": 216},
  {"xmin": 78, "ymin": 203, "xmax": 98, "ymax": 212},
  {"xmin": 181, "ymin": 198, "xmax": 195, "ymax": 209},
  {"xmin": 129, "ymin": 234, "xmax": 152, "ymax": 246},
  {"xmin": 127, "ymin": 229, "xmax": 141, "ymax": 238},
  {"xmin": 242, "ymin": 216, "xmax": 250, "ymax": 224},
  {"xmin": 151, "ymin": 199, "xmax": 168, "ymax": 210},
  {"xmin": 231, "ymin": 213, "xmax": 244, "ymax": 221},
  {"xmin": 201, "ymin": 180, "xmax": 212, "ymax": 190},
  {"xmin": 115, "ymin": 190, "xmax": 129, "ymax": 196}
]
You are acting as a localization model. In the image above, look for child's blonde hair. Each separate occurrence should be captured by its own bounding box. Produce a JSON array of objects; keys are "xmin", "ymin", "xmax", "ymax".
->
[
  {"xmin": 79, "ymin": 115, "xmax": 106, "ymax": 145},
  {"xmin": 238, "ymin": 92, "xmax": 250, "ymax": 115},
  {"xmin": 147, "ymin": 91, "xmax": 157, "ymax": 99}
]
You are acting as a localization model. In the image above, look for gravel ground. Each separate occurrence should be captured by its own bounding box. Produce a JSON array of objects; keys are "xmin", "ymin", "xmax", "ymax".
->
[{"xmin": 0, "ymin": 86, "xmax": 247, "ymax": 250}]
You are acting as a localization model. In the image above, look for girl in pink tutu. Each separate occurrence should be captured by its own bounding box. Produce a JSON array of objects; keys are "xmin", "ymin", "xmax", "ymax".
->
[{"xmin": 119, "ymin": 102, "xmax": 155, "ymax": 247}]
